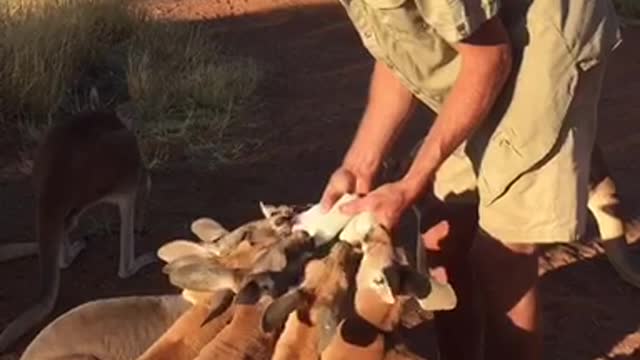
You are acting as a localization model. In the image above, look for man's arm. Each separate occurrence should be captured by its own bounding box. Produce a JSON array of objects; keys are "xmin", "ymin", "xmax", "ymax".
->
[
  {"xmin": 342, "ymin": 60, "xmax": 417, "ymax": 180},
  {"xmin": 399, "ymin": 16, "xmax": 513, "ymax": 202}
]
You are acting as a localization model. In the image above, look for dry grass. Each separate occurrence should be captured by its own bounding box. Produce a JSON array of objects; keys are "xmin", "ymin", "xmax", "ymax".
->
[
  {"xmin": 0, "ymin": 0, "xmax": 138, "ymax": 120},
  {"xmin": 0, "ymin": 0, "xmax": 264, "ymax": 170},
  {"xmin": 125, "ymin": 21, "xmax": 264, "ymax": 169},
  {"xmin": 614, "ymin": 0, "xmax": 640, "ymax": 19}
]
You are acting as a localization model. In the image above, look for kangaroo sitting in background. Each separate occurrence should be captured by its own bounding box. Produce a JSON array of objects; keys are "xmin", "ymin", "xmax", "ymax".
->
[{"xmin": 0, "ymin": 99, "xmax": 157, "ymax": 353}]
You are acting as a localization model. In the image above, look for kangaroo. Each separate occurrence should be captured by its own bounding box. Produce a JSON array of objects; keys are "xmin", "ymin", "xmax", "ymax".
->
[
  {"xmin": 0, "ymin": 107, "xmax": 157, "ymax": 353},
  {"xmin": 18, "ymin": 294, "xmax": 192, "ymax": 360},
  {"xmin": 587, "ymin": 144, "xmax": 640, "ymax": 288}
]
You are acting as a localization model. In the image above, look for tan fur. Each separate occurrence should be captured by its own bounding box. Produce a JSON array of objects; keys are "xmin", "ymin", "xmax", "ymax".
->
[
  {"xmin": 272, "ymin": 309, "xmax": 327, "ymax": 360},
  {"xmin": 19, "ymin": 295, "xmax": 190, "ymax": 360},
  {"xmin": 0, "ymin": 109, "xmax": 156, "ymax": 352},
  {"xmin": 321, "ymin": 262, "xmax": 407, "ymax": 360},
  {"xmin": 320, "ymin": 286, "xmax": 409, "ymax": 360},
  {"xmin": 588, "ymin": 145, "xmax": 640, "ymax": 288},
  {"xmin": 195, "ymin": 295, "xmax": 275, "ymax": 359},
  {"xmin": 270, "ymin": 242, "xmax": 357, "ymax": 360},
  {"xmin": 161, "ymin": 208, "xmax": 314, "ymax": 295},
  {"xmin": 355, "ymin": 224, "xmax": 402, "ymax": 305},
  {"xmin": 322, "ymin": 222, "xmax": 451, "ymax": 360},
  {"xmin": 136, "ymin": 290, "xmax": 236, "ymax": 360},
  {"xmin": 201, "ymin": 203, "xmax": 309, "ymax": 259},
  {"xmin": 320, "ymin": 272, "xmax": 415, "ymax": 360}
]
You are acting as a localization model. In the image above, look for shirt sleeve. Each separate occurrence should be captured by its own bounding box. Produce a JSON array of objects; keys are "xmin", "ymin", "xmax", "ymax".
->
[{"xmin": 415, "ymin": 0, "xmax": 502, "ymax": 43}]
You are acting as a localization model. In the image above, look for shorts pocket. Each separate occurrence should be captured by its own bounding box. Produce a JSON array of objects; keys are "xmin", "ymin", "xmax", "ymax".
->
[{"xmin": 475, "ymin": 15, "xmax": 581, "ymax": 206}]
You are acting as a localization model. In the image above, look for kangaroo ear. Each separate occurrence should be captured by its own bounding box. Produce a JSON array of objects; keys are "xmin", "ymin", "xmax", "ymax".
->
[
  {"xmin": 365, "ymin": 263, "xmax": 431, "ymax": 305},
  {"xmin": 182, "ymin": 289, "xmax": 215, "ymax": 305},
  {"xmin": 314, "ymin": 306, "xmax": 340, "ymax": 352},
  {"xmin": 260, "ymin": 289, "xmax": 305, "ymax": 333},
  {"xmin": 162, "ymin": 254, "xmax": 210, "ymax": 274},
  {"xmin": 355, "ymin": 254, "xmax": 396, "ymax": 304},
  {"xmin": 251, "ymin": 248, "xmax": 288, "ymax": 274},
  {"xmin": 165, "ymin": 259, "xmax": 241, "ymax": 293},
  {"xmin": 259, "ymin": 201, "xmax": 279, "ymax": 218},
  {"xmin": 396, "ymin": 265, "xmax": 431, "ymax": 299},
  {"xmin": 191, "ymin": 217, "xmax": 229, "ymax": 243},
  {"xmin": 235, "ymin": 280, "xmax": 264, "ymax": 306},
  {"xmin": 157, "ymin": 239, "xmax": 210, "ymax": 263},
  {"xmin": 393, "ymin": 263, "xmax": 456, "ymax": 311},
  {"xmin": 414, "ymin": 277, "xmax": 457, "ymax": 311},
  {"xmin": 201, "ymin": 289, "xmax": 237, "ymax": 326},
  {"xmin": 358, "ymin": 266, "xmax": 396, "ymax": 305}
]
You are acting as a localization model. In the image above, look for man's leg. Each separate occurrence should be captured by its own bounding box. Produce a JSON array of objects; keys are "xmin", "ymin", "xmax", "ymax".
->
[
  {"xmin": 422, "ymin": 71, "xmax": 604, "ymax": 360},
  {"xmin": 418, "ymin": 142, "xmax": 487, "ymax": 360},
  {"xmin": 421, "ymin": 194, "xmax": 483, "ymax": 360},
  {"xmin": 471, "ymin": 232, "xmax": 541, "ymax": 360},
  {"xmin": 470, "ymin": 42, "xmax": 611, "ymax": 356}
]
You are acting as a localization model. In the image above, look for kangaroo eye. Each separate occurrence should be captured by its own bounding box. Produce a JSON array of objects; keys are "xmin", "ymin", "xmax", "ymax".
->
[
  {"xmin": 274, "ymin": 216, "xmax": 286, "ymax": 227},
  {"xmin": 373, "ymin": 276, "xmax": 386, "ymax": 286}
]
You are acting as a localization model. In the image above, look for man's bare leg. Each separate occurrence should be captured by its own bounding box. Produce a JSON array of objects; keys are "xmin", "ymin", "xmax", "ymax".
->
[
  {"xmin": 421, "ymin": 196, "xmax": 484, "ymax": 360},
  {"xmin": 471, "ymin": 232, "xmax": 541, "ymax": 360}
]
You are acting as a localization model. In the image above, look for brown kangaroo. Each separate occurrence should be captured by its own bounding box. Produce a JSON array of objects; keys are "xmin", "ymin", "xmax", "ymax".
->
[{"xmin": 0, "ymin": 107, "xmax": 157, "ymax": 353}]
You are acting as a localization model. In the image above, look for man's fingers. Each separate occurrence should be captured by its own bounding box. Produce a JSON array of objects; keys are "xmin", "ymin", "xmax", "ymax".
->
[
  {"xmin": 355, "ymin": 177, "xmax": 371, "ymax": 195},
  {"xmin": 339, "ymin": 197, "xmax": 366, "ymax": 215},
  {"xmin": 429, "ymin": 266, "xmax": 449, "ymax": 283},
  {"xmin": 421, "ymin": 220, "xmax": 450, "ymax": 251},
  {"xmin": 320, "ymin": 169, "xmax": 357, "ymax": 212},
  {"xmin": 320, "ymin": 187, "xmax": 341, "ymax": 212}
]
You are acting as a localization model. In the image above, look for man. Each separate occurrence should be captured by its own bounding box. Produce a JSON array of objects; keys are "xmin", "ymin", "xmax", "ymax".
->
[{"xmin": 320, "ymin": 0, "xmax": 622, "ymax": 359}]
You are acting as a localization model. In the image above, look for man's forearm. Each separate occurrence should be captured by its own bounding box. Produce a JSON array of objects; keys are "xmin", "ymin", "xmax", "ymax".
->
[
  {"xmin": 400, "ymin": 18, "xmax": 513, "ymax": 202},
  {"xmin": 343, "ymin": 61, "xmax": 417, "ymax": 178}
]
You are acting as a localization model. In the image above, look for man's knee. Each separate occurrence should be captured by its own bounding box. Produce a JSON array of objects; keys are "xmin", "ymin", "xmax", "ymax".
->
[
  {"xmin": 471, "ymin": 230, "xmax": 539, "ymax": 314},
  {"xmin": 502, "ymin": 242, "xmax": 537, "ymax": 256}
]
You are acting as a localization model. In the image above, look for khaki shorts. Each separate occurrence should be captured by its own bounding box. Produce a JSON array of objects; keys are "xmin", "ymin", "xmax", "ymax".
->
[{"xmin": 432, "ymin": 57, "xmax": 609, "ymax": 244}]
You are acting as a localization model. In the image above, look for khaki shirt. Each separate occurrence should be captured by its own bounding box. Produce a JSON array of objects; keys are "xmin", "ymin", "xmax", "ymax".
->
[{"xmin": 339, "ymin": 0, "xmax": 622, "ymax": 205}]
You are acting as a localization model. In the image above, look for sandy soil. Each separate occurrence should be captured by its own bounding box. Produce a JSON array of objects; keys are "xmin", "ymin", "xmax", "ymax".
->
[{"xmin": 1, "ymin": 0, "xmax": 639, "ymax": 358}]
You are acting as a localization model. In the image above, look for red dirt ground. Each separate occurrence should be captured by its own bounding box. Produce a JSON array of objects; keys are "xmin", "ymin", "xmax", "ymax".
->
[{"xmin": 1, "ymin": 0, "xmax": 640, "ymax": 358}]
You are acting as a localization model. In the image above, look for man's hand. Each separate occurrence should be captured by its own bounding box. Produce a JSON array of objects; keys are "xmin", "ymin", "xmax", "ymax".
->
[
  {"xmin": 320, "ymin": 166, "xmax": 373, "ymax": 211},
  {"xmin": 339, "ymin": 180, "xmax": 413, "ymax": 230},
  {"xmin": 320, "ymin": 61, "xmax": 417, "ymax": 212}
]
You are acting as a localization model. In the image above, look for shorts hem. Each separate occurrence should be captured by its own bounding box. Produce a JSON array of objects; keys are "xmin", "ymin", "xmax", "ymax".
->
[{"xmin": 478, "ymin": 221, "xmax": 580, "ymax": 245}]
